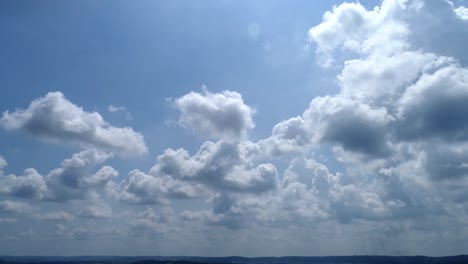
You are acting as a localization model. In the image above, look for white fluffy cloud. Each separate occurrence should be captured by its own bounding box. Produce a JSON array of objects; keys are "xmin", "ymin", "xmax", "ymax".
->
[
  {"xmin": 455, "ymin": 5, "xmax": 468, "ymax": 20},
  {"xmin": 116, "ymin": 87, "xmax": 274, "ymax": 204},
  {"xmin": 0, "ymin": 149, "xmax": 118, "ymax": 202},
  {"xmin": 149, "ymin": 141, "xmax": 277, "ymax": 193},
  {"xmin": 0, "ymin": 92, "xmax": 147, "ymax": 156},
  {"xmin": 257, "ymin": 116, "xmax": 310, "ymax": 157},
  {"xmin": 299, "ymin": 0, "xmax": 468, "ymax": 220},
  {"xmin": 175, "ymin": 88, "xmax": 255, "ymax": 142},
  {"xmin": 116, "ymin": 140, "xmax": 278, "ymax": 204},
  {"xmin": 0, "ymin": 168, "xmax": 47, "ymax": 200},
  {"xmin": 396, "ymin": 63, "xmax": 468, "ymax": 141},
  {"xmin": 116, "ymin": 169, "xmax": 208, "ymax": 204},
  {"xmin": 45, "ymin": 149, "xmax": 118, "ymax": 201},
  {"xmin": 308, "ymin": 0, "xmax": 408, "ymax": 67},
  {"xmin": 178, "ymin": 0, "xmax": 468, "ymax": 235},
  {"xmin": 305, "ymin": 96, "xmax": 394, "ymax": 156}
]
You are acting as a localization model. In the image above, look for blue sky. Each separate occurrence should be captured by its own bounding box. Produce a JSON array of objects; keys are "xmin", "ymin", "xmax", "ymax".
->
[
  {"xmin": 1, "ymin": 0, "xmax": 468, "ymax": 256},
  {"xmin": 0, "ymin": 0, "xmax": 339, "ymax": 172}
]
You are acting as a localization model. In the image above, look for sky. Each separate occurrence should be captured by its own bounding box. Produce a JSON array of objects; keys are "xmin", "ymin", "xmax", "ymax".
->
[{"xmin": 1, "ymin": 0, "xmax": 468, "ymax": 257}]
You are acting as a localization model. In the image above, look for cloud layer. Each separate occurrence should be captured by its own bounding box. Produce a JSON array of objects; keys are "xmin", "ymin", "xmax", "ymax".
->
[{"xmin": 1, "ymin": 0, "xmax": 468, "ymax": 256}]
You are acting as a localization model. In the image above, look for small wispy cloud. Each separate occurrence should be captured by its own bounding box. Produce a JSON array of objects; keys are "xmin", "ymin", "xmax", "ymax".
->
[{"xmin": 108, "ymin": 105, "xmax": 133, "ymax": 121}]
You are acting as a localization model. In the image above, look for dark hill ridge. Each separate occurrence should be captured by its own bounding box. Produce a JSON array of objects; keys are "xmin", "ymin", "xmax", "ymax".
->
[{"xmin": 0, "ymin": 255, "xmax": 468, "ymax": 264}]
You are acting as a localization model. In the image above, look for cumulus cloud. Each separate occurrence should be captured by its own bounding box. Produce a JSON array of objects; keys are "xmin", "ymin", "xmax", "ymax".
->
[
  {"xmin": 0, "ymin": 155, "xmax": 48, "ymax": 200},
  {"xmin": 179, "ymin": 157, "xmax": 334, "ymax": 229},
  {"xmin": 299, "ymin": 0, "xmax": 468, "ymax": 221},
  {"xmin": 149, "ymin": 141, "xmax": 278, "ymax": 193},
  {"xmin": 0, "ymin": 92, "xmax": 147, "ymax": 156},
  {"xmin": 405, "ymin": 0, "xmax": 468, "ymax": 65},
  {"xmin": 306, "ymin": 96, "xmax": 394, "ymax": 156},
  {"xmin": 396, "ymin": 63, "xmax": 468, "ymax": 141},
  {"xmin": 181, "ymin": 0, "xmax": 468, "ymax": 233},
  {"xmin": 0, "ymin": 200, "xmax": 31, "ymax": 214},
  {"xmin": 308, "ymin": 0, "xmax": 408, "ymax": 67},
  {"xmin": 115, "ymin": 169, "xmax": 208, "ymax": 204},
  {"xmin": 175, "ymin": 88, "xmax": 255, "ymax": 142},
  {"xmin": 455, "ymin": 5, "xmax": 468, "ymax": 20},
  {"xmin": 129, "ymin": 207, "xmax": 177, "ymax": 235},
  {"xmin": 80, "ymin": 205, "xmax": 112, "ymax": 219},
  {"xmin": 45, "ymin": 149, "xmax": 118, "ymax": 201},
  {"xmin": 0, "ymin": 149, "xmax": 117, "ymax": 203},
  {"xmin": 116, "ymin": 138, "xmax": 278, "ymax": 204},
  {"xmin": 257, "ymin": 116, "xmax": 310, "ymax": 157},
  {"xmin": 0, "ymin": 168, "xmax": 47, "ymax": 200}
]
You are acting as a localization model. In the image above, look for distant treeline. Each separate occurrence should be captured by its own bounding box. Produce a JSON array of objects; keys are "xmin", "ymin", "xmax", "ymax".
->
[{"xmin": 1, "ymin": 255, "xmax": 468, "ymax": 264}]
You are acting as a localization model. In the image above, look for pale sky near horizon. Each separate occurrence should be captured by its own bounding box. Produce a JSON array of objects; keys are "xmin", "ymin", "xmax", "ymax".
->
[{"xmin": 1, "ymin": 0, "xmax": 468, "ymax": 256}]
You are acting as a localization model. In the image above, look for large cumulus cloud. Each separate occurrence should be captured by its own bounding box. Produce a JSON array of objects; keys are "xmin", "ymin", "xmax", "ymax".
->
[
  {"xmin": 175, "ymin": 88, "xmax": 255, "ymax": 142},
  {"xmin": 0, "ymin": 149, "xmax": 118, "ymax": 202},
  {"xmin": 0, "ymin": 167, "xmax": 47, "ymax": 200},
  {"xmin": 114, "ymin": 88, "xmax": 274, "ymax": 204},
  {"xmin": 116, "ymin": 140, "xmax": 278, "ymax": 204},
  {"xmin": 298, "ymin": 0, "xmax": 468, "ymax": 219},
  {"xmin": 0, "ymin": 92, "xmax": 148, "ymax": 157},
  {"xmin": 45, "ymin": 149, "xmax": 118, "ymax": 201},
  {"xmin": 177, "ymin": 0, "xmax": 468, "ymax": 240}
]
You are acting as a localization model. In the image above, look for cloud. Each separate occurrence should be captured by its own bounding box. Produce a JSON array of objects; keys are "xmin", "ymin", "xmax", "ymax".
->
[
  {"xmin": 455, "ymin": 5, "xmax": 468, "ymax": 20},
  {"xmin": 302, "ymin": 0, "xmax": 468, "ymax": 219},
  {"xmin": 130, "ymin": 207, "xmax": 176, "ymax": 232},
  {"xmin": 52, "ymin": 222, "xmax": 118, "ymax": 240},
  {"xmin": 149, "ymin": 140, "xmax": 278, "ymax": 193},
  {"xmin": 248, "ymin": 23, "xmax": 261, "ymax": 39},
  {"xmin": 0, "ymin": 92, "xmax": 147, "ymax": 156},
  {"xmin": 2, "ymin": 0, "xmax": 468, "ymax": 255},
  {"xmin": 0, "ymin": 156, "xmax": 6, "ymax": 171},
  {"xmin": 0, "ymin": 149, "xmax": 117, "ymax": 203},
  {"xmin": 115, "ymin": 169, "xmax": 208, "ymax": 204},
  {"xmin": 0, "ymin": 200, "xmax": 31, "ymax": 214},
  {"xmin": 180, "ymin": 157, "xmax": 334, "ymax": 229},
  {"xmin": 308, "ymin": 0, "xmax": 408, "ymax": 67},
  {"xmin": 116, "ymin": 138, "xmax": 278, "ymax": 205},
  {"xmin": 108, "ymin": 105, "xmax": 133, "ymax": 121},
  {"xmin": 35, "ymin": 211, "xmax": 74, "ymax": 221},
  {"xmin": 0, "ymin": 218, "xmax": 17, "ymax": 223},
  {"xmin": 0, "ymin": 168, "xmax": 48, "ymax": 200},
  {"xmin": 305, "ymin": 96, "xmax": 394, "ymax": 156},
  {"xmin": 405, "ymin": 0, "xmax": 468, "ymax": 65},
  {"xmin": 80, "ymin": 205, "xmax": 112, "ymax": 219},
  {"xmin": 258, "ymin": 96, "xmax": 394, "ymax": 158},
  {"xmin": 179, "ymin": 0, "xmax": 468, "ymax": 233},
  {"xmin": 45, "ymin": 149, "xmax": 118, "ymax": 201},
  {"xmin": 257, "ymin": 116, "xmax": 310, "ymax": 157},
  {"xmin": 396, "ymin": 63, "xmax": 468, "ymax": 141},
  {"xmin": 175, "ymin": 88, "xmax": 255, "ymax": 142}
]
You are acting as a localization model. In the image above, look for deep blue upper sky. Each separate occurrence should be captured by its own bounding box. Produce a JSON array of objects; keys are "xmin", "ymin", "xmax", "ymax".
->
[{"xmin": 0, "ymin": 0, "xmax": 343, "ymax": 173}]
